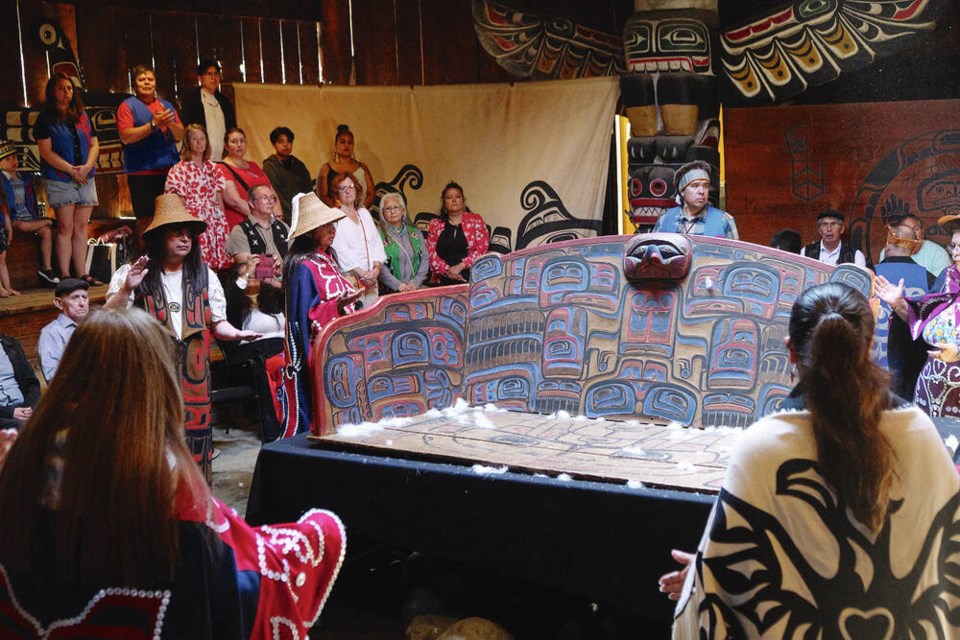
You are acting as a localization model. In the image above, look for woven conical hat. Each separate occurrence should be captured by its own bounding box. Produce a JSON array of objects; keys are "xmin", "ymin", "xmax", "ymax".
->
[
  {"xmin": 938, "ymin": 214, "xmax": 960, "ymax": 231},
  {"xmin": 288, "ymin": 192, "xmax": 346, "ymax": 240},
  {"xmin": 143, "ymin": 194, "xmax": 207, "ymax": 238}
]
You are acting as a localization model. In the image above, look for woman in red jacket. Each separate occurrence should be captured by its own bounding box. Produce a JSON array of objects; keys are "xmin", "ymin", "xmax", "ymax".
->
[
  {"xmin": 0, "ymin": 307, "xmax": 345, "ymax": 638},
  {"xmin": 426, "ymin": 181, "xmax": 489, "ymax": 286}
]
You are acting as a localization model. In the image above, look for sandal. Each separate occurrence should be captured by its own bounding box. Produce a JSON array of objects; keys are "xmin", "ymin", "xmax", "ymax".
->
[{"xmin": 79, "ymin": 274, "xmax": 104, "ymax": 286}]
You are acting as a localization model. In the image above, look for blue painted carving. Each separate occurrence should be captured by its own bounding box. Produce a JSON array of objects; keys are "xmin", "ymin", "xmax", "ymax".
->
[{"xmin": 312, "ymin": 236, "xmax": 875, "ymax": 435}]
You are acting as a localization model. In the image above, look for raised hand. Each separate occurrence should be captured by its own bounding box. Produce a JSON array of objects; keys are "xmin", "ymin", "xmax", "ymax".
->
[
  {"xmin": 874, "ymin": 275, "xmax": 905, "ymax": 307},
  {"xmin": 337, "ymin": 289, "xmax": 364, "ymax": 312},
  {"xmin": 930, "ymin": 342, "xmax": 960, "ymax": 363},
  {"xmin": 123, "ymin": 255, "xmax": 150, "ymax": 292}
]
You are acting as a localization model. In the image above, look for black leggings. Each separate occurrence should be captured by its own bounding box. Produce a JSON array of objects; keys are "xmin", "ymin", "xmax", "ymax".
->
[{"xmin": 127, "ymin": 172, "xmax": 170, "ymax": 219}]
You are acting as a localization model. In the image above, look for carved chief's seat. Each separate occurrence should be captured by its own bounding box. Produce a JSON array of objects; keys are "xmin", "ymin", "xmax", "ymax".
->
[{"xmin": 309, "ymin": 234, "xmax": 871, "ymax": 493}]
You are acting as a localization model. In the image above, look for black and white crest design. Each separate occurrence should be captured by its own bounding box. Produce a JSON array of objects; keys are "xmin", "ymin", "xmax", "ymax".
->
[{"xmin": 689, "ymin": 458, "xmax": 960, "ymax": 638}]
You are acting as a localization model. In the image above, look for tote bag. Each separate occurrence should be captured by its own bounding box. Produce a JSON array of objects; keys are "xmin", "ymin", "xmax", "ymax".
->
[{"xmin": 84, "ymin": 239, "xmax": 117, "ymax": 283}]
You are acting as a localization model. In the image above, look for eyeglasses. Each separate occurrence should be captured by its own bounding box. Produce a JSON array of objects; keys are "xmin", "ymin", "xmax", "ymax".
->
[
  {"xmin": 202, "ymin": 70, "xmax": 221, "ymax": 77},
  {"xmin": 382, "ymin": 205, "xmax": 402, "ymax": 212},
  {"xmin": 818, "ymin": 221, "xmax": 842, "ymax": 228},
  {"xmin": 257, "ymin": 195, "xmax": 278, "ymax": 203},
  {"xmin": 949, "ymin": 243, "xmax": 960, "ymax": 252},
  {"xmin": 338, "ymin": 185, "xmax": 355, "ymax": 192}
]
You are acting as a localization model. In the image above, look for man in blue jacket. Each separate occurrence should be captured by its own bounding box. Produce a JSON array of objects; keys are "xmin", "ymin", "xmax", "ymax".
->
[{"xmin": 652, "ymin": 160, "xmax": 738, "ymax": 239}]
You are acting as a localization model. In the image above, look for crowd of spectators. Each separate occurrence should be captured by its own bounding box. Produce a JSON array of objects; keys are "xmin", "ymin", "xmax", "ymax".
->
[{"xmin": 1, "ymin": 66, "xmax": 957, "ymax": 432}]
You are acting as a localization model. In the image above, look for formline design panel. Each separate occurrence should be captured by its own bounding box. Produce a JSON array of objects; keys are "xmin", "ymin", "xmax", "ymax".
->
[{"xmin": 311, "ymin": 236, "xmax": 869, "ymax": 446}]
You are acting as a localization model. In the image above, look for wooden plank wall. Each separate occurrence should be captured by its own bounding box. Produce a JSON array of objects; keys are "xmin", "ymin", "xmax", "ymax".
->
[
  {"xmin": 0, "ymin": 0, "xmax": 630, "ymax": 294},
  {"xmin": 0, "ymin": 0, "xmax": 632, "ymax": 109}
]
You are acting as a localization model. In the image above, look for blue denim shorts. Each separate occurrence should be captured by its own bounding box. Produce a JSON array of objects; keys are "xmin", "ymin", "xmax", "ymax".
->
[{"xmin": 45, "ymin": 178, "xmax": 99, "ymax": 209}]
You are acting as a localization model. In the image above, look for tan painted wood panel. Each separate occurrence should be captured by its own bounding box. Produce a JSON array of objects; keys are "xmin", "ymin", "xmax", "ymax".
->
[{"xmin": 318, "ymin": 408, "xmax": 737, "ymax": 492}]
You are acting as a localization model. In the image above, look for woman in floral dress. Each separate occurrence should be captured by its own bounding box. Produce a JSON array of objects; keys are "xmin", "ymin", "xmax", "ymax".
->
[{"xmin": 164, "ymin": 124, "xmax": 230, "ymax": 270}]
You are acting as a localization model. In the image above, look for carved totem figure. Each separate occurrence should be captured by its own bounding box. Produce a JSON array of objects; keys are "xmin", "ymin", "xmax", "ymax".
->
[
  {"xmin": 621, "ymin": 0, "xmax": 721, "ymax": 230},
  {"xmin": 473, "ymin": 0, "xmax": 944, "ymax": 238}
]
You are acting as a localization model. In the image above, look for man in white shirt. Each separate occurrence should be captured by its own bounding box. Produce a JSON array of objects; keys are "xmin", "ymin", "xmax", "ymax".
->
[
  {"xmin": 105, "ymin": 194, "xmax": 258, "ymax": 483},
  {"xmin": 800, "ymin": 210, "xmax": 866, "ymax": 267},
  {"xmin": 179, "ymin": 60, "xmax": 237, "ymax": 162},
  {"xmin": 37, "ymin": 278, "xmax": 89, "ymax": 381}
]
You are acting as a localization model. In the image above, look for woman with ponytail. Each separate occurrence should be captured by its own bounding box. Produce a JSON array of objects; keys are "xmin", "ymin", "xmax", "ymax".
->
[{"xmin": 660, "ymin": 283, "xmax": 960, "ymax": 638}]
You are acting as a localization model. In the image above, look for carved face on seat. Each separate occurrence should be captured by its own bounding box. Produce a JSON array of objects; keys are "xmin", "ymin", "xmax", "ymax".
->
[{"xmin": 623, "ymin": 233, "xmax": 692, "ymax": 282}]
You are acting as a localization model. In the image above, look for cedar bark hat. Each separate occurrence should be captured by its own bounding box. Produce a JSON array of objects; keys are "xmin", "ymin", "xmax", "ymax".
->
[
  {"xmin": 143, "ymin": 194, "xmax": 207, "ymax": 238},
  {"xmin": 288, "ymin": 192, "xmax": 346, "ymax": 240},
  {"xmin": 938, "ymin": 213, "xmax": 960, "ymax": 230}
]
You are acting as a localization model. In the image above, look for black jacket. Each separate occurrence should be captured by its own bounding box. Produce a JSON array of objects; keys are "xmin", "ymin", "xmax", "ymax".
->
[
  {"xmin": 179, "ymin": 87, "xmax": 237, "ymax": 132},
  {"xmin": 0, "ymin": 335, "xmax": 40, "ymax": 418},
  {"xmin": 802, "ymin": 240, "xmax": 859, "ymax": 266}
]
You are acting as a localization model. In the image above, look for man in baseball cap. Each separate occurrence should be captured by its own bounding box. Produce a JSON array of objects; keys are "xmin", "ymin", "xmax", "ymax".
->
[{"xmin": 37, "ymin": 277, "xmax": 90, "ymax": 381}]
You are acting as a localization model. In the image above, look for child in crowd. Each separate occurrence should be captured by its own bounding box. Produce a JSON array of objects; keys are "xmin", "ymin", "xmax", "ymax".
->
[
  {"xmin": 0, "ymin": 141, "xmax": 57, "ymax": 288},
  {"xmin": 0, "ymin": 143, "xmax": 20, "ymax": 297}
]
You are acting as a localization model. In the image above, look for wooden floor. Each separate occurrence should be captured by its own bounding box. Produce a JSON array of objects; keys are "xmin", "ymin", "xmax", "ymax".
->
[{"xmin": 318, "ymin": 407, "xmax": 742, "ymax": 493}]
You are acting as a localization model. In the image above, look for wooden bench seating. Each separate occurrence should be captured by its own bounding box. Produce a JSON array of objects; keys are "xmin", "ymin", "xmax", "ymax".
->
[
  {"xmin": 0, "ymin": 284, "xmax": 108, "ymax": 376},
  {"xmin": 0, "ymin": 216, "xmax": 130, "ymax": 373}
]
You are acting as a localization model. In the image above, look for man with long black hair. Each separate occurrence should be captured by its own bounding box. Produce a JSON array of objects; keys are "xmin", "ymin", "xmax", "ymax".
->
[{"xmin": 105, "ymin": 194, "xmax": 258, "ymax": 483}]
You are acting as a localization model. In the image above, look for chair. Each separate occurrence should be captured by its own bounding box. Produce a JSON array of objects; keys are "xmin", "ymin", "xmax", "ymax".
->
[{"xmin": 213, "ymin": 337, "xmax": 284, "ymax": 442}]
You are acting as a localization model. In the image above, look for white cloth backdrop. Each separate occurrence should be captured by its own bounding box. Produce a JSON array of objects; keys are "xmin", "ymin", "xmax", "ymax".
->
[{"xmin": 233, "ymin": 77, "xmax": 619, "ymax": 251}]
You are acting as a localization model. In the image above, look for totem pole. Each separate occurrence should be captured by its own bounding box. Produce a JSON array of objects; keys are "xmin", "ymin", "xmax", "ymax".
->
[{"xmin": 621, "ymin": 0, "xmax": 721, "ymax": 231}]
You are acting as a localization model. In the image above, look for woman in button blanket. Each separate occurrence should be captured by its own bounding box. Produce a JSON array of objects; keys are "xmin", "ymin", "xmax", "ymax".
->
[{"xmin": 0, "ymin": 307, "xmax": 345, "ymax": 639}]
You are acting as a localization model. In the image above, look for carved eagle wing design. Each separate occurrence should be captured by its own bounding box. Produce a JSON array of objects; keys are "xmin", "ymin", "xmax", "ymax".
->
[
  {"xmin": 473, "ymin": 0, "xmax": 939, "ymax": 103},
  {"xmin": 721, "ymin": 0, "xmax": 938, "ymax": 103},
  {"xmin": 471, "ymin": 0, "xmax": 625, "ymax": 80}
]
